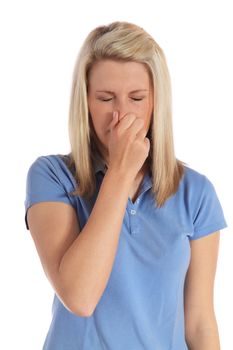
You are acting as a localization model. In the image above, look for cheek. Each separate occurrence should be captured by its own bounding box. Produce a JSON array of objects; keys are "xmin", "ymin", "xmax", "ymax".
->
[
  {"xmin": 88, "ymin": 101, "xmax": 113, "ymax": 133},
  {"xmin": 140, "ymin": 102, "xmax": 153, "ymax": 127},
  {"xmin": 90, "ymin": 113, "xmax": 104, "ymax": 132},
  {"xmin": 88, "ymin": 100, "xmax": 102, "ymax": 128},
  {"xmin": 89, "ymin": 109, "xmax": 109, "ymax": 137}
]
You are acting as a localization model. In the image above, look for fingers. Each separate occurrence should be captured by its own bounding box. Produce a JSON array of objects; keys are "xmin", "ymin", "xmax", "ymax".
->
[
  {"xmin": 118, "ymin": 113, "xmax": 137, "ymax": 131},
  {"xmin": 136, "ymin": 126, "xmax": 147, "ymax": 140},
  {"xmin": 108, "ymin": 111, "xmax": 119, "ymax": 133},
  {"xmin": 108, "ymin": 111, "xmax": 145, "ymax": 138},
  {"xmin": 124, "ymin": 117, "xmax": 145, "ymax": 139}
]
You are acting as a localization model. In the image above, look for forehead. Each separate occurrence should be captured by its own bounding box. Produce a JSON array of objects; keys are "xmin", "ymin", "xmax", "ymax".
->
[{"xmin": 88, "ymin": 59, "xmax": 151, "ymax": 89}]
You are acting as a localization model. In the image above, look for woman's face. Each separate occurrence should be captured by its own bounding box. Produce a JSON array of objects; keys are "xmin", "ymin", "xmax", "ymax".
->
[{"xmin": 87, "ymin": 59, "xmax": 154, "ymax": 161}]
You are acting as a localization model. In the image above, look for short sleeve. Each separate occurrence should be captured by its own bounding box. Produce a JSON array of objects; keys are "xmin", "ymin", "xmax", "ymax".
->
[
  {"xmin": 189, "ymin": 175, "xmax": 227, "ymax": 240},
  {"xmin": 24, "ymin": 156, "xmax": 76, "ymax": 230}
]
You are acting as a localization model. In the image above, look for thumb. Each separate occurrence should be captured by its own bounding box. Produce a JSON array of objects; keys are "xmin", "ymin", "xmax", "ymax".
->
[{"xmin": 108, "ymin": 111, "xmax": 119, "ymax": 133}]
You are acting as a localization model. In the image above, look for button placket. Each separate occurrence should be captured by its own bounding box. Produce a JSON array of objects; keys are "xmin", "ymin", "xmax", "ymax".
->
[
  {"xmin": 126, "ymin": 174, "xmax": 151, "ymax": 235},
  {"xmin": 128, "ymin": 200, "xmax": 140, "ymax": 236}
]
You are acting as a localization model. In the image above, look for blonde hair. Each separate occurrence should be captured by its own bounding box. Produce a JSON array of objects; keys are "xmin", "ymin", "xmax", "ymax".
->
[{"xmin": 67, "ymin": 21, "xmax": 185, "ymax": 207}]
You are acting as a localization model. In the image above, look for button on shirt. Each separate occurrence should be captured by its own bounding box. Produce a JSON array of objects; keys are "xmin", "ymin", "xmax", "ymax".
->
[{"xmin": 24, "ymin": 154, "xmax": 227, "ymax": 350}]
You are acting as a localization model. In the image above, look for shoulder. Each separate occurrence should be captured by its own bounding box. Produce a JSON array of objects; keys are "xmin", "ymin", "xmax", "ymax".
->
[
  {"xmin": 28, "ymin": 153, "xmax": 71, "ymax": 170},
  {"xmin": 182, "ymin": 164, "xmax": 210, "ymax": 186},
  {"xmin": 180, "ymin": 164, "xmax": 215, "ymax": 198},
  {"xmin": 26, "ymin": 153, "xmax": 77, "ymax": 190},
  {"xmin": 178, "ymin": 165, "xmax": 227, "ymax": 239},
  {"xmin": 24, "ymin": 153, "xmax": 77, "ymax": 230},
  {"xmin": 176, "ymin": 164, "xmax": 221, "ymax": 220}
]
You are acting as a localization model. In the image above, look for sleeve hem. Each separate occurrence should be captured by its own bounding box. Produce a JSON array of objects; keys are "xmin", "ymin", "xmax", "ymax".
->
[
  {"xmin": 189, "ymin": 220, "xmax": 228, "ymax": 240},
  {"xmin": 25, "ymin": 199, "xmax": 76, "ymax": 230}
]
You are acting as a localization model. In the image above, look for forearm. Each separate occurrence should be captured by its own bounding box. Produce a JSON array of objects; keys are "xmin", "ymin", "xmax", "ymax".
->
[
  {"xmin": 186, "ymin": 326, "xmax": 221, "ymax": 350},
  {"xmin": 59, "ymin": 167, "xmax": 132, "ymax": 316}
]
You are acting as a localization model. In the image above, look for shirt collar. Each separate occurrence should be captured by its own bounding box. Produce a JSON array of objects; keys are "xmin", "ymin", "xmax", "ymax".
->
[
  {"xmin": 92, "ymin": 151, "xmax": 152, "ymax": 192},
  {"xmin": 66, "ymin": 151, "xmax": 152, "ymax": 191},
  {"xmin": 92, "ymin": 150, "xmax": 108, "ymax": 175}
]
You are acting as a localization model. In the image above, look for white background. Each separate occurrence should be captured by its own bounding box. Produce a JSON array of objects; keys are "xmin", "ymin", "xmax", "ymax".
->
[{"xmin": 0, "ymin": 0, "xmax": 232, "ymax": 349}]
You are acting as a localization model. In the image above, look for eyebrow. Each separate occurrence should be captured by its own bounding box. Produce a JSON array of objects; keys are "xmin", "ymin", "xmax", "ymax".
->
[{"xmin": 95, "ymin": 89, "xmax": 148, "ymax": 94}]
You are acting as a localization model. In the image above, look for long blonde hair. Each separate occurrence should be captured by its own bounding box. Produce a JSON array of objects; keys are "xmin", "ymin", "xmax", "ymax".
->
[{"xmin": 67, "ymin": 21, "xmax": 185, "ymax": 207}]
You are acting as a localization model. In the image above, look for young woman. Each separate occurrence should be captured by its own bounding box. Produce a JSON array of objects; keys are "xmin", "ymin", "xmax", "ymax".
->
[{"xmin": 24, "ymin": 21, "xmax": 227, "ymax": 349}]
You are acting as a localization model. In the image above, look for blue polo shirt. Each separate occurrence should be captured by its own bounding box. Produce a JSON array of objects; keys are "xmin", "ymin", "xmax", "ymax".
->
[{"xmin": 24, "ymin": 153, "xmax": 227, "ymax": 350}]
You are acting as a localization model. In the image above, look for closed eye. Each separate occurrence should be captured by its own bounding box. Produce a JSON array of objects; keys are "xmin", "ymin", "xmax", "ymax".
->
[{"xmin": 98, "ymin": 97, "xmax": 144, "ymax": 102}]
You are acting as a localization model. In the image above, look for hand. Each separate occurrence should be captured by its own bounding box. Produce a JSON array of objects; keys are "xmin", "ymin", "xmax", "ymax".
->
[{"xmin": 107, "ymin": 111, "xmax": 150, "ymax": 179}]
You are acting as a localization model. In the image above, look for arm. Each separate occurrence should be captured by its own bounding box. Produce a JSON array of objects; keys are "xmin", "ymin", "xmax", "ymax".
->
[
  {"xmin": 27, "ymin": 167, "xmax": 132, "ymax": 317},
  {"xmin": 184, "ymin": 231, "xmax": 221, "ymax": 349}
]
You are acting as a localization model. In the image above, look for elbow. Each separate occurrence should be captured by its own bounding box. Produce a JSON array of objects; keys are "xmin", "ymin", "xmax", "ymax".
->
[
  {"xmin": 72, "ymin": 308, "xmax": 93, "ymax": 318},
  {"xmin": 57, "ymin": 271, "xmax": 95, "ymax": 317},
  {"xmin": 68, "ymin": 301, "xmax": 94, "ymax": 318},
  {"xmin": 57, "ymin": 267, "xmax": 97, "ymax": 317},
  {"xmin": 60, "ymin": 291, "xmax": 95, "ymax": 317}
]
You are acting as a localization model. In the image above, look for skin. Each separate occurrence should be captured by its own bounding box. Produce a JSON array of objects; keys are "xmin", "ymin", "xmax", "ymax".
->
[
  {"xmin": 184, "ymin": 231, "xmax": 221, "ymax": 349},
  {"xmin": 87, "ymin": 59, "xmax": 153, "ymax": 178}
]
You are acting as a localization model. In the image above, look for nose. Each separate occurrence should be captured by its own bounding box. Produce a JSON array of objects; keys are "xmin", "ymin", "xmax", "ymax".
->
[
  {"xmin": 112, "ymin": 93, "xmax": 132, "ymax": 120},
  {"xmin": 113, "ymin": 99, "xmax": 130, "ymax": 121},
  {"xmin": 115, "ymin": 110, "xmax": 125, "ymax": 121}
]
